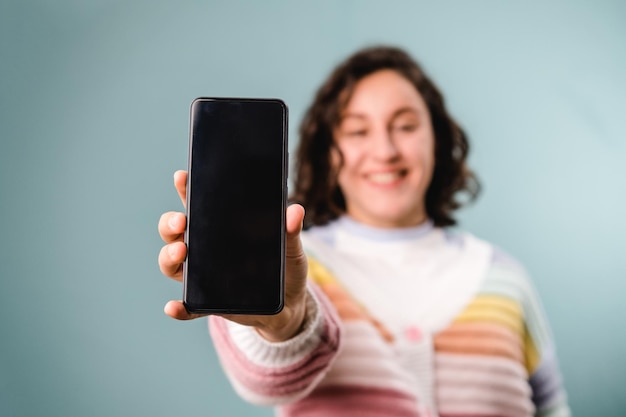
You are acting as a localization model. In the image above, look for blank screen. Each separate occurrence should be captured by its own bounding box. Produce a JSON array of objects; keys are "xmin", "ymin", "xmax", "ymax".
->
[{"xmin": 184, "ymin": 98, "xmax": 287, "ymax": 314}]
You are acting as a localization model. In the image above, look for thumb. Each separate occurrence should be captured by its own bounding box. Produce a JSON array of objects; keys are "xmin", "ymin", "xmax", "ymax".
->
[
  {"xmin": 285, "ymin": 204, "xmax": 308, "ymax": 297},
  {"xmin": 286, "ymin": 203, "xmax": 305, "ymax": 247}
]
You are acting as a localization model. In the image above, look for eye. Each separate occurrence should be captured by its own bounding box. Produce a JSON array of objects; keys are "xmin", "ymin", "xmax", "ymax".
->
[
  {"xmin": 345, "ymin": 129, "xmax": 368, "ymax": 137},
  {"xmin": 338, "ymin": 124, "xmax": 368, "ymax": 139},
  {"xmin": 394, "ymin": 124, "xmax": 418, "ymax": 133},
  {"xmin": 391, "ymin": 111, "xmax": 421, "ymax": 134}
]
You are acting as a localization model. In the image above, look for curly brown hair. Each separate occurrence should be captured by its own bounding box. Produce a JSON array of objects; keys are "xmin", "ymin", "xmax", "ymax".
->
[{"xmin": 290, "ymin": 45, "xmax": 480, "ymax": 228}]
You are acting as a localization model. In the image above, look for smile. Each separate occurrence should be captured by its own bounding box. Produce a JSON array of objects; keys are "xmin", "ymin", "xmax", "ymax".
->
[{"xmin": 366, "ymin": 170, "xmax": 407, "ymax": 185}]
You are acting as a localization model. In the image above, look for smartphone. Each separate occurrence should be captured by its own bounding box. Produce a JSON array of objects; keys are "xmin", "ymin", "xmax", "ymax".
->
[{"xmin": 183, "ymin": 97, "xmax": 288, "ymax": 314}]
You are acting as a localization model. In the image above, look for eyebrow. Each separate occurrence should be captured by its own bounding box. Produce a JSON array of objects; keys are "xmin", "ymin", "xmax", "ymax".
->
[
  {"xmin": 390, "ymin": 106, "xmax": 420, "ymax": 119},
  {"xmin": 341, "ymin": 106, "xmax": 421, "ymax": 122},
  {"xmin": 340, "ymin": 113, "xmax": 367, "ymax": 121}
]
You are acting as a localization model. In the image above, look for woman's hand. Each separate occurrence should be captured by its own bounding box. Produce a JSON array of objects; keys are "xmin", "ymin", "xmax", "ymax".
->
[{"xmin": 158, "ymin": 170, "xmax": 309, "ymax": 342}]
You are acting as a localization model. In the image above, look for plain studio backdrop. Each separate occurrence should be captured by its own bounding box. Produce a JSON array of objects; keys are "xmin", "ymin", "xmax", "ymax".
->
[{"xmin": 1, "ymin": 1, "xmax": 624, "ymax": 416}]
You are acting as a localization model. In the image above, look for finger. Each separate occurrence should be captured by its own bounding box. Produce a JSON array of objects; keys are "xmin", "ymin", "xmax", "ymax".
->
[
  {"xmin": 158, "ymin": 241, "xmax": 187, "ymax": 280},
  {"xmin": 164, "ymin": 300, "xmax": 207, "ymax": 320},
  {"xmin": 158, "ymin": 211, "xmax": 186, "ymax": 243},
  {"xmin": 285, "ymin": 204, "xmax": 306, "ymax": 260},
  {"xmin": 284, "ymin": 204, "xmax": 308, "ymax": 298},
  {"xmin": 286, "ymin": 203, "xmax": 305, "ymax": 242},
  {"xmin": 174, "ymin": 170, "xmax": 188, "ymax": 209}
]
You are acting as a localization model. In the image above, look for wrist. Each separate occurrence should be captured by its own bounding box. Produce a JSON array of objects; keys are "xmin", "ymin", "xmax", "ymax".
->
[{"xmin": 256, "ymin": 296, "xmax": 307, "ymax": 342}]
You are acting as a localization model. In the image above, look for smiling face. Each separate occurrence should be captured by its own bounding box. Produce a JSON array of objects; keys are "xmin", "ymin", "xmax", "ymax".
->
[{"xmin": 333, "ymin": 69, "xmax": 436, "ymax": 228}]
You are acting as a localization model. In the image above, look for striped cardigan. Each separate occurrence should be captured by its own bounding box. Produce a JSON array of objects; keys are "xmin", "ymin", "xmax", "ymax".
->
[{"xmin": 209, "ymin": 217, "xmax": 570, "ymax": 417}]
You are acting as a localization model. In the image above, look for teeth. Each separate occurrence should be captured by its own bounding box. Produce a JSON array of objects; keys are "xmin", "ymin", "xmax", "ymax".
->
[{"xmin": 368, "ymin": 172, "xmax": 401, "ymax": 184}]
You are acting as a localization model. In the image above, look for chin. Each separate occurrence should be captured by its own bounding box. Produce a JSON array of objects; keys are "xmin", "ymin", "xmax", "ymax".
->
[{"xmin": 367, "ymin": 209, "xmax": 422, "ymax": 228}]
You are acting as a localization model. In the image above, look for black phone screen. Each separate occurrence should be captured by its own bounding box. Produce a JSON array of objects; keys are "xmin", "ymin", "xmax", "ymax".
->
[{"xmin": 183, "ymin": 98, "xmax": 287, "ymax": 314}]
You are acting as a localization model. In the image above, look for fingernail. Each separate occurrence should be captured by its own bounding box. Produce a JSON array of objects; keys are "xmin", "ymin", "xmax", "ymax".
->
[{"xmin": 167, "ymin": 244, "xmax": 177, "ymax": 258}]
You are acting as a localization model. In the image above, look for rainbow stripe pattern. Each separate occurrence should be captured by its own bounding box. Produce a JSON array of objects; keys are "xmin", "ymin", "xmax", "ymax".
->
[{"xmin": 209, "ymin": 222, "xmax": 570, "ymax": 417}]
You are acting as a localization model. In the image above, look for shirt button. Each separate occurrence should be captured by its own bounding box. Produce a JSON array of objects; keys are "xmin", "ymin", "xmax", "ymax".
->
[{"xmin": 405, "ymin": 325, "xmax": 422, "ymax": 342}]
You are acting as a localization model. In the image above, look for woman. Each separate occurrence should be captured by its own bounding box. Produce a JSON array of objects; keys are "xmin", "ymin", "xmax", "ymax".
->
[{"xmin": 158, "ymin": 46, "xmax": 570, "ymax": 416}]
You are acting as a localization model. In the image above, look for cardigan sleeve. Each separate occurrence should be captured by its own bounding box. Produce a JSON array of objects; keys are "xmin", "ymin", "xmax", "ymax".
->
[
  {"xmin": 522, "ymin": 280, "xmax": 571, "ymax": 417},
  {"xmin": 208, "ymin": 282, "xmax": 342, "ymax": 406},
  {"xmin": 492, "ymin": 248, "xmax": 571, "ymax": 417}
]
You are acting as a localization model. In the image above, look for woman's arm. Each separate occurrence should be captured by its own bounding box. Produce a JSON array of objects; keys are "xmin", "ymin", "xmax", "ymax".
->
[{"xmin": 209, "ymin": 282, "xmax": 342, "ymax": 405}]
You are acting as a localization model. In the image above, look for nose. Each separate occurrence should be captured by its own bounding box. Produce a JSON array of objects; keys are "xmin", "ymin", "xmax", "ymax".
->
[{"xmin": 370, "ymin": 129, "xmax": 400, "ymax": 161}]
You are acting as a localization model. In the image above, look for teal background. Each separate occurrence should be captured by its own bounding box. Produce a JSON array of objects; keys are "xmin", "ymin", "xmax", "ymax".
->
[{"xmin": 1, "ymin": 1, "xmax": 624, "ymax": 416}]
